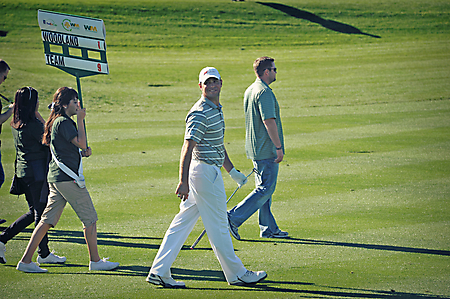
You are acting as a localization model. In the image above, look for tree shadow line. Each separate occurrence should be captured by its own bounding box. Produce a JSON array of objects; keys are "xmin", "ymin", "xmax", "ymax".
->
[
  {"xmin": 240, "ymin": 237, "xmax": 450, "ymax": 256},
  {"xmin": 7, "ymin": 228, "xmax": 165, "ymax": 250},
  {"xmin": 4, "ymin": 227, "xmax": 449, "ymax": 256},
  {"xmin": 256, "ymin": 2, "xmax": 381, "ymax": 38}
]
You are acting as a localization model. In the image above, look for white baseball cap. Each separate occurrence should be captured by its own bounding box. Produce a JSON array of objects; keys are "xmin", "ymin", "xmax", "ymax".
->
[{"xmin": 199, "ymin": 67, "xmax": 221, "ymax": 84}]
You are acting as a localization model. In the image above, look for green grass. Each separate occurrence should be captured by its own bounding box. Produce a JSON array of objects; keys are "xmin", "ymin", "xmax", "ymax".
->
[{"xmin": 1, "ymin": 0, "xmax": 450, "ymax": 298}]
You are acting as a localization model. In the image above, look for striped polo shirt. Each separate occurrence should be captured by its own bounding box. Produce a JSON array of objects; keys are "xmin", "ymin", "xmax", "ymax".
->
[{"xmin": 185, "ymin": 96, "xmax": 225, "ymax": 167}]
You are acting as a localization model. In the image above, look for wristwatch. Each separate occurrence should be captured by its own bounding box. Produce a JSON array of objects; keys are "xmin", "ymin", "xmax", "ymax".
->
[{"xmin": 276, "ymin": 146, "xmax": 282, "ymax": 150}]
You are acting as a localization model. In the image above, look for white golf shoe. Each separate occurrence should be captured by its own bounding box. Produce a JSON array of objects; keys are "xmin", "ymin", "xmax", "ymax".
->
[{"xmin": 229, "ymin": 270, "xmax": 267, "ymax": 286}]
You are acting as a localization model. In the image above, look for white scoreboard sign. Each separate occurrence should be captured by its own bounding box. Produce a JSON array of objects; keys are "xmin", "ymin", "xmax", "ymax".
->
[{"xmin": 38, "ymin": 10, "xmax": 108, "ymax": 77}]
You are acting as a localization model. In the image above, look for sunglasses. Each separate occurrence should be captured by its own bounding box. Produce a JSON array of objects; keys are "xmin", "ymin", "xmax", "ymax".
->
[{"xmin": 267, "ymin": 67, "xmax": 277, "ymax": 73}]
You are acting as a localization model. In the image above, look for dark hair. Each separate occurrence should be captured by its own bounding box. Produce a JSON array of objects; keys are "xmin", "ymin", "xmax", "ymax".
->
[
  {"xmin": 42, "ymin": 87, "xmax": 78, "ymax": 145},
  {"xmin": 11, "ymin": 87, "xmax": 38, "ymax": 129},
  {"xmin": 0, "ymin": 59, "xmax": 10, "ymax": 74},
  {"xmin": 253, "ymin": 56, "xmax": 275, "ymax": 77}
]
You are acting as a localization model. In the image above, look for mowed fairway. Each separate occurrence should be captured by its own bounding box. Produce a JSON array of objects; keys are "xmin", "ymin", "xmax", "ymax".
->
[{"xmin": 0, "ymin": 0, "xmax": 449, "ymax": 298}]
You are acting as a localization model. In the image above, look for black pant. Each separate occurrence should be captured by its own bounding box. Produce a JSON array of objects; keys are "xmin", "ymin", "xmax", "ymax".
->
[{"xmin": 0, "ymin": 178, "xmax": 50, "ymax": 257}]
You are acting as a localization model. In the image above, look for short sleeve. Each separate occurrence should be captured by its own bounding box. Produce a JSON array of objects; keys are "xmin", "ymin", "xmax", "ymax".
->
[
  {"xmin": 258, "ymin": 89, "xmax": 277, "ymax": 121},
  {"xmin": 185, "ymin": 111, "xmax": 207, "ymax": 143}
]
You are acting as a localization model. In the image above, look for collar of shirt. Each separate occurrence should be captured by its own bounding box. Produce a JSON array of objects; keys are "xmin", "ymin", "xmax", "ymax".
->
[
  {"xmin": 201, "ymin": 95, "xmax": 223, "ymax": 111},
  {"xmin": 256, "ymin": 77, "xmax": 272, "ymax": 90}
]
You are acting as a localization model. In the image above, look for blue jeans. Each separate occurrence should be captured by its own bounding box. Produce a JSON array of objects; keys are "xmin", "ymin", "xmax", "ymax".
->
[{"xmin": 228, "ymin": 158, "xmax": 280, "ymax": 237}]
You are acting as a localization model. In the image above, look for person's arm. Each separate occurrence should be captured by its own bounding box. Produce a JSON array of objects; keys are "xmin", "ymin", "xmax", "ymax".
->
[
  {"xmin": 263, "ymin": 118, "xmax": 284, "ymax": 163},
  {"xmin": 222, "ymin": 149, "xmax": 234, "ymax": 173},
  {"xmin": 0, "ymin": 104, "xmax": 13, "ymax": 124},
  {"xmin": 175, "ymin": 139, "xmax": 197, "ymax": 201},
  {"xmin": 70, "ymin": 107, "xmax": 87, "ymax": 150}
]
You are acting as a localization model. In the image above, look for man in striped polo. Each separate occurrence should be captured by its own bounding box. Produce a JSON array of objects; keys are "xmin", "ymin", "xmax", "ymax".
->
[
  {"xmin": 228, "ymin": 56, "xmax": 289, "ymax": 240},
  {"xmin": 147, "ymin": 67, "xmax": 267, "ymax": 288}
]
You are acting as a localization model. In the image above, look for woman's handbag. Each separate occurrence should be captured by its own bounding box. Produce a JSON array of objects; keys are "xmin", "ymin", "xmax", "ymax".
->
[
  {"xmin": 9, "ymin": 155, "xmax": 25, "ymax": 196},
  {"xmin": 9, "ymin": 174, "xmax": 25, "ymax": 195}
]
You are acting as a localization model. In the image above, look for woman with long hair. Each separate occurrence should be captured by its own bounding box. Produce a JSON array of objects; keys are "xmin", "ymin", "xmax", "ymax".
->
[
  {"xmin": 17, "ymin": 87, "xmax": 119, "ymax": 272},
  {"xmin": 0, "ymin": 87, "xmax": 65, "ymax": 265}
]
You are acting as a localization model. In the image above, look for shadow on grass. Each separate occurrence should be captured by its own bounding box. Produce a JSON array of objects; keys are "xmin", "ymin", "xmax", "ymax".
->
[
  {"xmin": 170, "ymin": 277, "xmax": 445, "ymax": 298},
  {"xmin": 241, "ymin": 237, "xmax": 450, "ymax": 256},
  {"xmin": 8, "ymin": 228, "xmax": 164, "ymax": 250},
  {"xmin": 256, "ymin": 2, "xmax": 381, "ymax": 38},
  {"xmin": 248, "ymin": 282, "xmax": 447, "ymax": 298},
  {"xmin": 6, "ymin": 227, "xmax": 448, "ymax": 256}
]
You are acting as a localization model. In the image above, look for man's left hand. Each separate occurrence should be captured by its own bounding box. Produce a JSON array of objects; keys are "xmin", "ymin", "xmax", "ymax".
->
[{"xmin": 229, "ymin": 168, "xmax": 248, "ymax": 187}]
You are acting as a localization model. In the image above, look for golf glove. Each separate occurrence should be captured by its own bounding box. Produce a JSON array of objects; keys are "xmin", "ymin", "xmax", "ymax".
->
[{"xmin": 229, "ymin": 168, "xmax": 247, "ymax": 187}]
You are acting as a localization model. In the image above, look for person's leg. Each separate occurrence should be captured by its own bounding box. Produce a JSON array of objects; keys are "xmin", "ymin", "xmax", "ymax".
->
[
  {"xmin": 84, "ymin": 222, "xmax": 100, "ymax": 262},
  {"xmin": 0, "ymin": 154, "xmax": 4, "ymax": 188},
  {"xmin": 257, "ymin": 160, "xmax": 280, "ymax": 236},
  {"xmin": 192, "ymin": 162, "xmax": 247, "ymax": 283},
  {"xmin": 19, "ymin": 222, "xmax": 52, "ymax": 264},
  {"xmin": 53, "ymin": 182, "xmax": 99, "ymax": 258},
  {"xmin": 27, "ymin": 180, "xmax": 51, "ymax": 258},
  {"xmin": 0, "ymin": 179, "xmax": 35, "ymax": 245},
  {"xmin": 0, "ymin": 157, "xmax": 6, "ymax": 228},
  {"xmin": 228, "ymin": 159, "xmax": 278, "ymax": 228},
  {"xmin": 150, "ymin": 195, "xmax": 200, "ymax": 278},
  {"xmin": 52, "ymin": 181, "xmax": 117, "ymax": 270},
  {"xmin": 1, "ymin": 183, "xmax": 33, "ymax": 264}
]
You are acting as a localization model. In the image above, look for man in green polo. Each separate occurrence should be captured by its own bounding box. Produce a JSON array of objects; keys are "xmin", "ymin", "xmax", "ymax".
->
[{"xmin": 228, "ymin": 56, "xmax": 289, "ymax": 240}]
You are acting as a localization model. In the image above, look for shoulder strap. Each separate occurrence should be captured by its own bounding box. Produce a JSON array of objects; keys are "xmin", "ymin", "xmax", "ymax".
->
[{"xmin": 50, "ymin": 146, "xmax": 85, "ymax": 188}]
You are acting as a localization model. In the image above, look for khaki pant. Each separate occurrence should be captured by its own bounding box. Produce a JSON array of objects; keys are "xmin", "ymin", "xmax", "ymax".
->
[{"xmin": 41, "ymin": 181, "xmax": 98, "ymax": 228}]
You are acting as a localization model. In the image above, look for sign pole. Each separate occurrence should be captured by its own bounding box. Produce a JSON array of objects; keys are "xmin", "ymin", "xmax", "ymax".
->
[{"xmin": 75, "ymin": 73, "xmax": 88, "ymax": 148}]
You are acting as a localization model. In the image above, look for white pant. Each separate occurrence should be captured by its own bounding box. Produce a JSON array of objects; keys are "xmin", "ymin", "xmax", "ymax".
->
[{"xmin": 149, "ymin": 160, "xmax": 247, "ymax": 282}]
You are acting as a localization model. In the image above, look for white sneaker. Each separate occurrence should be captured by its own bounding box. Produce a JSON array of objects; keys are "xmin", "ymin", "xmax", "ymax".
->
[
  {"xmin": 89, "ymin": 258, "xmax": 119, "ymax": 271},
  {"xmin": 146, "ymin": 273, "xmax": 186, "ymax": 288},
  {"xmin": 229, "ymin": 270, "xmax": 267, "ymax": 286},
  {"xmin": 16, "ymin": 261, "xmax": 48, "ymax": 273},
  {"xmin": 0, "ymin": 241, "xmax": 6, "ymax": 264},
  {"xmin": 37, "ymin": 251, "xmax": 66, "ymax": 264}
]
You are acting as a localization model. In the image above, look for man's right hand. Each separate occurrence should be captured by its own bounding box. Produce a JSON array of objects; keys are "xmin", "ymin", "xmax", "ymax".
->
[{"xmin": 176, "ymin": 182, "xmax": 189, "ymax": 201}]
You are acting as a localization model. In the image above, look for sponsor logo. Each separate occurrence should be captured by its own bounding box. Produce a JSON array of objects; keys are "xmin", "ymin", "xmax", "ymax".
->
[
  {"xmin": 43, "ymin": 19, "xmax": 57, "ymax": 27},
  {"xmin": 84, "ymin": 24, "xmax": 98, "ymax": 33},
  {"xmin": 62, "ymin": 19, "xmax": 80, "ymax": 32}
]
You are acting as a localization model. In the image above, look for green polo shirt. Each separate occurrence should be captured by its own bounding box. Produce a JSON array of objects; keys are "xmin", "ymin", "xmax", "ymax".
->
[
  {"xmin": 47, "ymin": 115, "xmax": 80, "ymax": 183},
  {"xmin": 244, "ymin": 78, "xmax": 284, "ymax": 160}
]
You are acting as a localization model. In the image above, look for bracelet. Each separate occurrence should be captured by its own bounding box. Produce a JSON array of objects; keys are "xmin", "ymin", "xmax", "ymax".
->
[{"xmin": 276, "ymin": 146, "xmax": 282, "ymax": 150}]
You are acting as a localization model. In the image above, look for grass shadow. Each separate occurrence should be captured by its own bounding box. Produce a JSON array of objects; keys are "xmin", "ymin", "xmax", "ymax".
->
[
  {"xmin": 8, "ymin": 228, "xmax": 164, "ymax": 250},
  {"xmin": 250, "ymin": 282, "xmax": 447, "ymax": 298},
  {"xmin": 256, "ymin": 2, "xmax": 381, "ymax": 38},
  {"xmin": 241, "ymin": 237, "xmax": 450, "ymax": 256},
  {"xmin": 182, "ymin": 278, "xmax": 445, "ymax": 298},
  {"xmin": 6, "ymin": 227, "xmax": 448, "ymax": 256}
]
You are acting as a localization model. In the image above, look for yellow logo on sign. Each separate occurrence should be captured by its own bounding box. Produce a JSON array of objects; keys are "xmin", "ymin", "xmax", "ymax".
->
[{"xmin": 62, "ymin": 19, "xmax": 80, "ymax": 32}]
